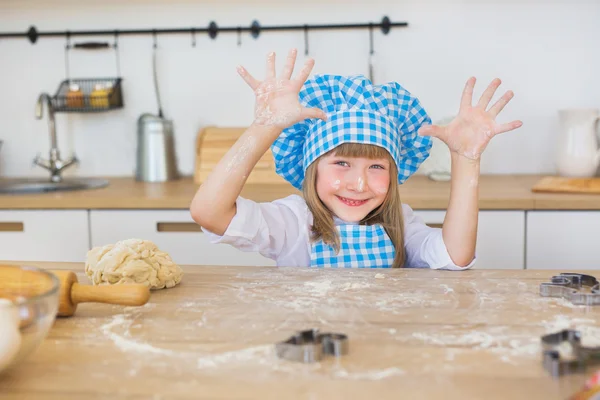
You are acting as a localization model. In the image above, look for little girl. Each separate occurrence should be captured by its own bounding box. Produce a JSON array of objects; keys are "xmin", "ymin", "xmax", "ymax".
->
[{"xmin": 191, "ymin": 49, "xmax": 522, "ymax": 269}]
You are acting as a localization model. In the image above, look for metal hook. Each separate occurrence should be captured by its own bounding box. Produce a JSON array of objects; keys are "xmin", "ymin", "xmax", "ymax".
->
[
  {"xmin": 152, "ymin": 30, "xmax": 158, "ymax": 49},
  {"xmin": 191, "ymin": 28, "xmax": 196, "ymax": 47},
  {"xmin": 237, "ymin": 26, "xmax": 242, "ymax": 47},
  {"xmin": 65, "ymin": 31, "xmax": 71, "ymax": 50},
  {"xmin": 64, "ymin": 31, "xmax": 71, "ymax": 82},
  {"xmin": 369, "ymin": 23, "xmax": 374, "ymax": 56},
  {"xmin": 368, "ymin": 24, "xmax": 375, "ymax": 83},
  {"xmin": 114, "ymin": 31, "xmax": 121, "ymax": 77},
  {"xmin": 304, "ymin": 25, "xmax": 309, "ymax": 56}
]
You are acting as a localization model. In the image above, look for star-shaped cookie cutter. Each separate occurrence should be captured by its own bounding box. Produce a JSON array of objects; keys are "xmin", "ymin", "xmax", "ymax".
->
[
  {"xmin": 275, "ymin": 329, "xmax": 349, "ymax": 363},
  {"xmin": 539, "ymin": 273, "xmax": 600, "ymax": 306},
  {"xmin": 542, "ymin": 329, "xmax": 600, "ymax": 377}
]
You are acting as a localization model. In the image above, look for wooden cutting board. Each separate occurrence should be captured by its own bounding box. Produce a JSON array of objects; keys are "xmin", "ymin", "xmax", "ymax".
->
[
  {"xmin": 194, "ymin": 126, "xmax": 287, "ymax": 185},
  {"xmin": 531, "ymin": 176, "xmax": 600, "ymax": 194}
]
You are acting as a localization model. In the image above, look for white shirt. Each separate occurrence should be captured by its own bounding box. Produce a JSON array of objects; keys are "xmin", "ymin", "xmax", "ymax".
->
[{"xmin": 202, "ymin": 195, "xmax": 475, "ymax": 270}]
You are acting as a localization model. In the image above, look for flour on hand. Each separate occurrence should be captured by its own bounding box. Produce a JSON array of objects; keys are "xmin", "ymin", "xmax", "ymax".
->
[{"xmin": 85, "ymin": 238, "xmax": 183, "ymax": 290}]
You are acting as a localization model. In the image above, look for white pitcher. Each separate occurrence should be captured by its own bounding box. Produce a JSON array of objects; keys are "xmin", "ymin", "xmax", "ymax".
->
[{"xmin": 556, "ymin": 109, "xmax": 600, "ymax": 177}]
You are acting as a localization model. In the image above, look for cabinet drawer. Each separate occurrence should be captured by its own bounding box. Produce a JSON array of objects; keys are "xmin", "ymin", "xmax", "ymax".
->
[
  {"xmin": 89, "ymin": 210, "xmax": 275, "ymax": 266},
  {"xmin": 526, "ymin": 211, "xmax": 600, "ymax": 270},
  {"xmin": 414, "ymin": 210, "xmax": 525, "ymax": 269},
  {"xmin": 0, "ymin": 210, "xmax": 89, "ymax": 262}
]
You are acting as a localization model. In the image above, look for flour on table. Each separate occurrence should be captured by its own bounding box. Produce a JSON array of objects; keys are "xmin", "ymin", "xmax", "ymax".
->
[
  {"xmin": 97, "ymin": 301, "xmax": 407, "ymax": 382},
  {"xmin": 542, "ymin": 315, "xmax": 600, "ymax": 347},
  {"xmin": 340, "ymin": 282, "xmax": 371, "ymax": 291},
  {"xmin": 440, "ymin": 284, "xmax": 454, "ymax": 294},
  {"xmin": 332, "ymin": 367, "xmax": 404, "ymax": 380},
  {"xmin": 101, "ymin": 314, "xmax": 176, "ymax": 356},
  {"xmin": 410, "ymin": 314, "xmax": 600, "ymax": 366}
]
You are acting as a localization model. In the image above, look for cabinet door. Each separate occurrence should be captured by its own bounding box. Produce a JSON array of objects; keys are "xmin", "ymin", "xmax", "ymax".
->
[
  {"xmin": 414, "ymin": 210, "xmax": 525, "ymax": 269},
  {"xmin": 0, "ymin": 210, "xmax": 89, "ymax": 262},
  {"xmin": 527, "ymin": 211, "xmax": 600, "ymax": 270},
  {"xmin": 89, "ymin": 210, "xmax": 275, "ymax": 266}
]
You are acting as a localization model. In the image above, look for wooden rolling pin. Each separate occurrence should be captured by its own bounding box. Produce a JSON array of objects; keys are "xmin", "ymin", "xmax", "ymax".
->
[
  {"xmin": 52, "ymin": 270, "xmax": 151, "ymax": 317},
  {"xmin": 0, "ymin": 266, "xmax": 151, "ymax": 318}
]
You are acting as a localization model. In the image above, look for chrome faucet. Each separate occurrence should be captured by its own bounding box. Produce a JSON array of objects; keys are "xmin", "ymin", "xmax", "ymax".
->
[{"xmin": 34, "ymin": 93, "xmax": 78, "ymax": 182}]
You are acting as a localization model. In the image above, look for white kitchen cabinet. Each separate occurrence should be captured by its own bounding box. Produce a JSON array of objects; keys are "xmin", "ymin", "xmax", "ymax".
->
[
  {"xmin": 90, "ymin": 209, "xmax": 525, "ymax": 269},
  {"xmin": 0, "ymin": 210, "xmax": 89, "ymax": 262},
  {"xmin": 526, "ymin": 211, "xmax": 600, "ymax": 270},
  {"xmin": 89, "ymin": 210, "xmax": 276, "ymax": 266},
  {"xmin": 413, "ymin": 210, "xmax": 525, "ymax": 269}
]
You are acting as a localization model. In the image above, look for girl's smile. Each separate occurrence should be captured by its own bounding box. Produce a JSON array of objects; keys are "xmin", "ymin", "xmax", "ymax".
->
[{"xmin": 336, "ymin": 195, "xmax": 371, "ymax": 207}]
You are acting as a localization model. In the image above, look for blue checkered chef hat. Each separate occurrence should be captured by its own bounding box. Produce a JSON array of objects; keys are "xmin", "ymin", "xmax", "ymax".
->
[{"xmin": 271, "ymin": 74, "xmax": 433, "ymax": 190}]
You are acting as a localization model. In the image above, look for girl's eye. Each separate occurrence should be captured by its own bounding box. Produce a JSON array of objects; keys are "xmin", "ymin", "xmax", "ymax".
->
[
  {"xmin": 335, "ymin": 161, "xmax": 349, "ymax": 167},
  {"xmin": 370, "ymin": 164, "xmax": 385, "ymax": 170}
]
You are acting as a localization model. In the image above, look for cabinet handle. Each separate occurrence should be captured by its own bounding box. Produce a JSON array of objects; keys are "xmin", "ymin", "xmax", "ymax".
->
[
  {"xmin": 0, "ymin": 222, "xmax": 24, "ymax": 232},
  {"xmin": 426, "ymin": 223, "xmax": 443, "ymax": 229},
  {"xmin": 156, "ymin": 222, "xmax": 201, "ymax": 233}
]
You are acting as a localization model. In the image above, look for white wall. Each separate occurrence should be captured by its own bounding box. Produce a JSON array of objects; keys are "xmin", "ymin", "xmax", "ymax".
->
[{"xmin": 0, "ymin": 0, "xmax": 598, "ymax": 178}]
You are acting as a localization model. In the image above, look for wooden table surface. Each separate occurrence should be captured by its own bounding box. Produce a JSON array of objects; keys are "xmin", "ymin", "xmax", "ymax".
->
[
  {"xmin": 1, "ymin": 262, "xmax": 599, "ymax": 399},
  {"xmin": 0, "ymin": 174, "xmax": 599, "ymax": 210}
]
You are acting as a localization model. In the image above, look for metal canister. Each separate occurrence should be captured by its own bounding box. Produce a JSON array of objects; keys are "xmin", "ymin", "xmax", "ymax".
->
[{"xmin": 135, "ymin": 113, "xmax": 179, "ymax": 182}]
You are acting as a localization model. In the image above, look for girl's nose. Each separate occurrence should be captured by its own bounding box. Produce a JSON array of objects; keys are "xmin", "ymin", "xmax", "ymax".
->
[{"xmin": 346, "ymin": 172, "xmax": 367, "ymax": 193}]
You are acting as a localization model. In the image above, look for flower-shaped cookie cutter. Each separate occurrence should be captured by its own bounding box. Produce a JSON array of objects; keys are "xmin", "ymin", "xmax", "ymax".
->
[
  {"xmin": 275, "ymin": 329, "xmax": 349, "ymax": 363},
  {"xmin": 539, "ymin": 273, "xmax": 600, "ymax": 306}
]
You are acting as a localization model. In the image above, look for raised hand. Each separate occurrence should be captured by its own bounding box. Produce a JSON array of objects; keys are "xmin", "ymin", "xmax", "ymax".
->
[
  {"xmin": 418, "ymin": 77, "xmax": 523, "ymax": 160},
  {"xmin": 237, "ymin": 48, "xmax": 327, "ymax": 129}
]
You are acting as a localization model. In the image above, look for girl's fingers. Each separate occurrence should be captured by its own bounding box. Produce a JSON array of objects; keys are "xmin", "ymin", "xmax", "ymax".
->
[
  {"xmin": 281, "ymin": 48, "xmax": 298, "ymax": 80},
  {"xmin": 302, "ymin": 107, "xmax": 327, "ymax": 121},
  {"xmin": 495, "ymin": 120, "xmax": 523, "ymax": 135},
  {"xmin": 477, "ymin": 78, "xmax": 501, "ymax": 109},
  {"xmin": 488, "ymin": 90, "xmax": 514, "ymax": 118},
  {"xmin": 418, "ymin": 124, "xmax": 445, "ymax": 141},
  {"xmin": 266, "ymin": 51, "xmax": 276, "ymax": 79},
  {"xmin": 236, "ymin": 65, "xmax": 259, "ymax": 90},
  {"xmin": 460, "ymin": 77, "xmax": 476, "ymax": 112},
  {"xmin": 294, "ymin": 58, "xmax": 316, "ymax": 87}
]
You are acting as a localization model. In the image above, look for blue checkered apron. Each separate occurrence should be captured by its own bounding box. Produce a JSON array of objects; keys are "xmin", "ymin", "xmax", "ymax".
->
[{"xmin": 310, "ymin": 224, "xmax": 395, "ymax": 268}]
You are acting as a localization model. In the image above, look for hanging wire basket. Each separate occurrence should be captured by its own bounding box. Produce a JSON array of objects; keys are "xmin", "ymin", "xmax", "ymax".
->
[
  {"xmin": 52, "ymin": 77, "xmax": 123, "ymax": 112},
  {"xmin": 51, "ymin": 40, "xmax": 124, "ymax": 113}
]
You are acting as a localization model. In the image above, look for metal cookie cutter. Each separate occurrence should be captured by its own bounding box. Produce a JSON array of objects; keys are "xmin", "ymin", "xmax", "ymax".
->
[
  {"xmin": 275, "ymin": 329, "xmax": 349, "ymax": 363},
  {"xmin": 541, "ymin": 329, "xmax": 600, "ymax": 377},
  {"xmin": 539, "ymin": 273, "xmax": 600, "ymax": 306}
]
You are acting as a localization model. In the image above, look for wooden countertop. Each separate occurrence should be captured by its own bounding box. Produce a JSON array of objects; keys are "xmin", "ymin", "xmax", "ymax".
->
[
  {"xmin": 0, "ymin": 174, "xmax": 598, "ymax": 210},
  {"xmin": 0, "ymin": 261, "xmax": 597, "ymax": 399}
]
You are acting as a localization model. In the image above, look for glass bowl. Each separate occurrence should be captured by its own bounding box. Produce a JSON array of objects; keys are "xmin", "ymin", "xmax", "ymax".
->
[{"xmin": 0, "ymin": 265, "xmax": 60, "ymax": 374}]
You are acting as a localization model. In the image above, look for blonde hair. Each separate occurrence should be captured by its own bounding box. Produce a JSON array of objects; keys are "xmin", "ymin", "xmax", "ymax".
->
[{"xmin": 302, "ymin": 143, "xmax": 405, "ymax": 268}]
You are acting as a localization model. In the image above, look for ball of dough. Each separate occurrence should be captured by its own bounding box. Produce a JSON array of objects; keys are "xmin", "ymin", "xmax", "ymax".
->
[
  {"xmin": 0, "ymin": 298, "xmax": 22, "ymax": 372},
  {"xmin": 85, "ymin": 238, "xmax": 183, "ymax": 290}
]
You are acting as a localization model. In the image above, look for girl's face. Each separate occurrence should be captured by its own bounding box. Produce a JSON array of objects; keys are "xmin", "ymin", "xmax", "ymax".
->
[{"xmin": 316, "ymin": 152, "xmax": 391, "ymax": 223}]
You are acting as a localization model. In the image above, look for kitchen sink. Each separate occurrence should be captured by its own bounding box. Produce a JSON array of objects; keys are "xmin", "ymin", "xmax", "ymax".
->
[{"xmin": 0, "ymin": 177, "xmax": 109, "ymax": 194}]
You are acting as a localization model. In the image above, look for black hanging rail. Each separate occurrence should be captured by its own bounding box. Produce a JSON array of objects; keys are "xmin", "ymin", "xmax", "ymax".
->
[{"xmin": 0, "ymin": 16, "xmax": 407, "ymax": 44}]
